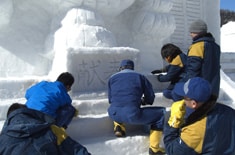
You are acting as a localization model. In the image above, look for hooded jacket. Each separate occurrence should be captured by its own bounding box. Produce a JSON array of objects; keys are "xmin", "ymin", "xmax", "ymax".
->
[{"xmin": 0, "ymin": 107, "xmax": 90, "ymax": 155}]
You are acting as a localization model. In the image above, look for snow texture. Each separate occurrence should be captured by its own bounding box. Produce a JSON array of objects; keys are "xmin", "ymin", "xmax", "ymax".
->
[{"xmin": 0, "ymin": 0, "xmax": 235, "ymax": 155}]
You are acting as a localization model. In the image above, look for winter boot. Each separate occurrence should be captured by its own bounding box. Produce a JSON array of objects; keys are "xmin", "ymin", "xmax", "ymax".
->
[
  {"xmin": 149, "ymin": 130, "xmax": 165, "ymax": 155},
  {"xmin": 113, "ymin": 121, "xmax": 126, "ymax": 137}
]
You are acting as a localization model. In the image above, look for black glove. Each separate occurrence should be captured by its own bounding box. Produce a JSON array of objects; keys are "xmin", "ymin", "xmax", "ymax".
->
[
  {"xmin": 157, "ymin": 74, "xmax": 163, "ymax": 81},
  {"xmin": 151, "ymin": 69, "xmax": 162, "ymax": 74},
  {"xmin": 140, "ymin": 97, "xmax": 146, "ymax": 105},
  {"xmin": 140, "ymin": 97, "xmax": 145, "ymax": 105},
  {"xmin": 140, "ymin": 97, "xmax": 152, "ymax": 105}
]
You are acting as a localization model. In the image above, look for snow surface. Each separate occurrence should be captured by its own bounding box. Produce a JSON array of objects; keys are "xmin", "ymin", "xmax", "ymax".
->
[
  {"xmin": 221, "ymin": 21, "xmax": 235, "ymax": 52},
  {"xmin": 0, "ymin": 0, "xmax": 235, "ymax": 155}
]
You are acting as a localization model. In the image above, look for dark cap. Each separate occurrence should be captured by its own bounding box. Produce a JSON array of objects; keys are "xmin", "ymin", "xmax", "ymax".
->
[
  {"xmin": 120, "ymin": 59, "xmax": 134, "ymax": 69},
  {"xmin": 174, "ymin": 77, "xmax": 212, "ymax": 102}
]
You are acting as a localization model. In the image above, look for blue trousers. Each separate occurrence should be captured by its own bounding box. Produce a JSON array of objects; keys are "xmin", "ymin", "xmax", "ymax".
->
[
  {"xmin": 108, "ymin": 106, "xmax": 166, "ymax": 130},
  {"xmin": 55, "ymin": 105, "xmax": 75, "ymax": 128},
  {"xmin": 163, "ymin": 89, "xmax": 183, "ymax": 102}
]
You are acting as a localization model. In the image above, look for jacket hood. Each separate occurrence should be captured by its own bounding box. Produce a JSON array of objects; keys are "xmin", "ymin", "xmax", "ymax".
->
[{"xmin": 1, "ymin": 108, "xmax": 55, "ymax": 138}]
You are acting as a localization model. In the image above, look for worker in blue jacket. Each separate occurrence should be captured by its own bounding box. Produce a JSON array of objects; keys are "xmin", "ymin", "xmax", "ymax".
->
[
  {"xmin": 179, "ymin": 19, "xmax": 221, "ymax": 99},
  {"xmin": 108, "ymin": 59, "xmax": 166, "ymax": 155},
  {"xmin": 164, "ymin": 77, "xmax": 235, "ymax": 155},
  {"xmin": 25, "ymin": 72, "xmax": 77, "ymax": 129},
  {"xmin": 0, "ymin": 103, "xmax": 91, "ymax": 155},
  {"xmin": 151, "ymin": 43, "xmax": 187, "ymax": 101}
]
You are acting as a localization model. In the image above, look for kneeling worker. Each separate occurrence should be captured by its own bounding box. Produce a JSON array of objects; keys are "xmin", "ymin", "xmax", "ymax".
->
[{"xmin": 108, "ymin": 59, "xmax": 166, "ymax": 155}]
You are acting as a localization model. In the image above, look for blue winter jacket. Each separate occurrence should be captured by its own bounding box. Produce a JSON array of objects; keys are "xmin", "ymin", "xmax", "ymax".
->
[
  {"xmin": 164, "ymin": 99, "xmax": 235, "ymax": 155},
  {"xmin": 0, "ymin": 107, "xmax": 91, "ymax": 155},
  {"xmin": 184, "ymin": 33, "xmax": 221, "ymax": 97},
  {"xmin": 108, "ymin": 69, "xmax": 165, "ymax": 126},
  {"xmin": 25, "ymin": 81, "xmax": 72, "ymax": 118},
  {"xmin": 108, "ymin": 69, "xmax": 155, "ymax": 107},
  {"xmin": 158, "ymin": 53, "xmax": 187, "ymax": 90}
]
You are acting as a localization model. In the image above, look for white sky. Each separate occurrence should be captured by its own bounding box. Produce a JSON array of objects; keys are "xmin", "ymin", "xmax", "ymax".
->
[{"xmin": 0, "ymin": 0, "xmax": 235, "ymax": 155}]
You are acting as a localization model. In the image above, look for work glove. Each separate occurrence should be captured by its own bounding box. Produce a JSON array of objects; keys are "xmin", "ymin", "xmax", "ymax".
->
[
  {"xmin": 168, "ymin": 100, "xmax": 186, "ymax": 128},
  {"xmin": 74, "ymin": 108, "xmax": 79, "ymax": 117},
  {"xmin": 50, "ymin": 125, "xmax": 68, "ymax": 145},
  {"xmin": 151, "ymin": 69, "xmax": 162, "ymax": 74}
]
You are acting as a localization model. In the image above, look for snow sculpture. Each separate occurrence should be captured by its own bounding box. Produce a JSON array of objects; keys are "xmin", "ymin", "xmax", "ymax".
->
[
  {"xmin": 0, "ymin": 0, "xmax": 13, "ymax": 28},
  {"xmin": 0, "ymin": 0, "xmax": 220, "ymax": 96},
  {"xmin": 49, "ymin": 0, "xmax": 175, "ymax": 92}
]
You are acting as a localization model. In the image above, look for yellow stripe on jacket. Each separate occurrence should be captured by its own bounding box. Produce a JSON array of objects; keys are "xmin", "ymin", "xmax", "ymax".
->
[
  {"xmin": 171, "ymin": 55, "xmax": 184, "ymax": 67},
  {"xmin": 180, "ymin": 117, "xmax": 207, "ymax": 154},
  {"xmin": 188, "ymin": 42, "xmax": 205, "ymax": 58}
]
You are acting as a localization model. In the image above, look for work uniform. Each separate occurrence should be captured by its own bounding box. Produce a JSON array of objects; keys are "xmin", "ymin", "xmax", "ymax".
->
[
  {"xmin": 183, "ymin": 33, "xmax": 221, "ymax": 97},
  {"xmin": 0, "ymin": 107, "xmax": 90, "ymax": 155},
  {"xmin": 164, "ymin": 101, "xmax": 235, "ymax": 155},
  {"xmin": 158, "ymin": 53, "xmax": 187, "ymax": 101},
  {"xmin": 108, "ymin": 69, "xmax": 165, "ymax": 130},
  {"xmin": 108, "ymin": 59, "xmax": 166, "ymax": 154}
]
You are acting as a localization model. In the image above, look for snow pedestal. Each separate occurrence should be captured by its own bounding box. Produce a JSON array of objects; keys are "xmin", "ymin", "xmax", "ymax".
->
[
  {"xmin": 0, "ymin": 49, "xmax": 51, "ymax": 77},
  {"xmin": 0, "ymin": 78, "xmax": 43, "ymax": 99},
  {"xmin": 0, "ymin": 74, "xmax": 54, "ymax": 100},
  {"xmin": 50, "ymin": 47, "xmax": 140, "ymax": 93}
]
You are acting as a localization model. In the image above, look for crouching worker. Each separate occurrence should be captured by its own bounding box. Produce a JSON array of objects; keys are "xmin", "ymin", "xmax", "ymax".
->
[
  {"xmin": 151, "ymin": 43, "xmax": 187, "ymax": 101},
  {"xmin": 0, "ymin": 103, "xmax": 91, "ymax": 155},
  {"xmin": 108, "ymin": 59, "xmax": 166, "ymax": 155},
  {"xmin": 164, "ymin": 77, "xmax": 235, "ymax": 155},
  {"xmin": 25, "ymin": 72, "xmax": 78, "ymax": 129}
]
